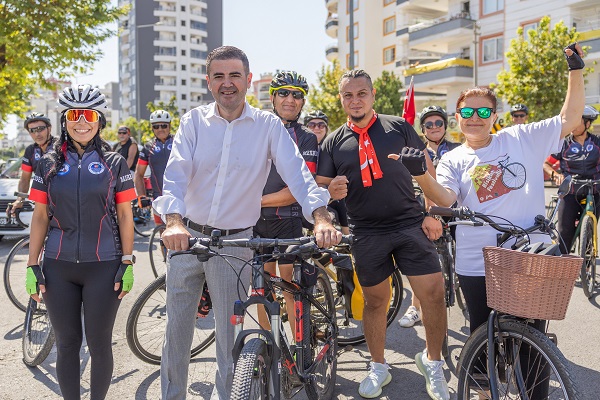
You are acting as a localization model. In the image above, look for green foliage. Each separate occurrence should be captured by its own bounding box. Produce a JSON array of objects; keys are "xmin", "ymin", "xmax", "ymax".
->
[
  {"xmin": 246, "ymin": 94, "xmax": 259, "ymax": 108},
  {"xmin": 493, "ymin": 16, "xmax": 592, "ymax": 122},
  {"xmin": 373, "ymin": 71, "xmax": 404, "ymax": 116},
  {"xmin": 306, "ymin": 59, "xmax": 347, "ymax": 129},
  {"xmin": 0, "ymin": 1, "xmax": 127, "ymax": 124}
]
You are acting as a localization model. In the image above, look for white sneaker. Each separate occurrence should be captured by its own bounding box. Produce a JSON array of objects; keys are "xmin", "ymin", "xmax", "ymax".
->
[
  {"xmin": 399, "ymin": 306, "xmax": 421, "ymax": 327},
  {"xmin": 415, "ymin": 349, "xmax": 450, "ymax": 400},
  {"xmin": 358, "ymin": 361, "xmax": 392, "ymax": 398}
]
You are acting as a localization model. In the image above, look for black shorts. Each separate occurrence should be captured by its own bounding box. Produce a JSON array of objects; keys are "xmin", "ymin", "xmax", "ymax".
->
[
  {"xmin": 352, "ymin": 225, "xmax": 440, "ymax": 287},
  {"xmin": 253, "ymin": 217, "xmax": 303, "ymax": 265}
]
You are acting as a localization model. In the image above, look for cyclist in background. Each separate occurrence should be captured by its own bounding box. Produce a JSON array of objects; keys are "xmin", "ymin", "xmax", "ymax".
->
[
  {"xmin": 254, "ymin": 71, "xmax": 318, "ymax": 332},
  {"xmin": 134, "ymin": 109, "xmax": 173, "ymax": 224},
  {"xmin": 8, "ymin": 113, "xmax": 56, "ymax": 214},
  {"xmin": 26, "ymin": 84, "xmax": 136, "ymax": 400},
  {"xmin": 113, "ymin": 125, "xmax": 139, "ymax": 172},
  {"xmin": 543, "ymin": 105, "xmax": 600, "ymax": 254},
  {"xmin": 510, "ymin": 103, "xmax": 529, "ymax": 125}
]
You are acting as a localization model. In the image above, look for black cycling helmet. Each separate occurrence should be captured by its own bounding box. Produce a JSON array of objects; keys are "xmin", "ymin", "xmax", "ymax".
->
[
  {"xmin": 24, "ymin": 112, "xmax": 51, "ymax": 129},
  {"xmin": 304, "ymin": 110, "xmax": 329, "ymax": 126},
  {"xmin": 510, "ymin": 104, "xmax": 529, "ymax": 115},
  {"xmin": 269, "ymin": 71, "xmax": 309, "ymax": 96},
  {"xmin": 419, "ymin": 106, "xmax": 448, "ymax": 128},
  {"xmin": 583, "ymin": 105, "xmax": 599, "ymax": 122}
]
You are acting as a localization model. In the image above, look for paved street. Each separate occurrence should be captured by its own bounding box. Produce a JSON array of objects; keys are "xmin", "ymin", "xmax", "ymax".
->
[{"xmin": 0, "ymin": 186, "xmax": 599, "ymax": 400}]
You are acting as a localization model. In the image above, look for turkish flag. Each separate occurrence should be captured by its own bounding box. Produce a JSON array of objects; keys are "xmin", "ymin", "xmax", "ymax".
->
[{"xmin": 402, "ymin": 77, "xmax": 416, "ymax": 125}]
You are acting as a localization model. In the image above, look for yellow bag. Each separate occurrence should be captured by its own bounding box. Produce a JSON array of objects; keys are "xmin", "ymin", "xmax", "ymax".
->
[{"xmin": 349, "ymin": 268, "xmax": 393, "ymax": 321}]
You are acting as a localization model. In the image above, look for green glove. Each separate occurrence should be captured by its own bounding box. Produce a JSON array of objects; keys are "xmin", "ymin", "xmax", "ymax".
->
[
  {"xmin": 115, "ymin": 263, "xmax": 134, "ymax": 292},
  {"xmin": 26, "ymin": 265, "xmax": 45, "ymax": 295}
]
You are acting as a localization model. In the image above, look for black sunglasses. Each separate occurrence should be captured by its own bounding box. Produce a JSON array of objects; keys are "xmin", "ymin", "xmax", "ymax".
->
[
  {"xmin": 152, "ymin": 124, "xmax": 169, "ymax": 130},
  {"xmin": 512, "ymin": 114, "xmax": 527, "ymax": 118},
  {"xmin": 28, "ymin": 126, "xmax": 48, "ymax": 133},
  {"xmin": 276, "ymin": 89, "xmax": 304, "ymax": 100},
  {"xmin": 457, "ymin": 107, "xmax": 495, "ymax": 119},
  {"xmin": 307, "ymin": 122, "xmax": 327, "ymax": 129},
  {"xmin": 424, "ymin": 120, "xmax": 445, "ymax": 130},
  {"xmin": 118, "ymin": 130, "xmax": 128, "ymax": 134}
]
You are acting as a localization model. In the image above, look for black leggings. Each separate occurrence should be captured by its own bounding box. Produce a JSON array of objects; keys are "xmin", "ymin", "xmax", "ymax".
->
[
  {"xmin": 42, "ymin": 258, "xmax": 121, "ymax": 400},
  {"xmin": 556, "ymin": 192, "xmax": 600, "ymax": 254}
]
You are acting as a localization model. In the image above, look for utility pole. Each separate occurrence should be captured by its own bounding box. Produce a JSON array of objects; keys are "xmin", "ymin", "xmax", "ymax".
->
[
  {"xmin": 349, "ymin": 0, "xmax": 355, "ymax": 69},
  {"xmin": 473, "ymin": 22, "xmax": 480, "ymax": 86}
]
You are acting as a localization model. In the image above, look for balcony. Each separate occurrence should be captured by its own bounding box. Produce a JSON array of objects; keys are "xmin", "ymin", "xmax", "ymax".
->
[
  {"xmin": 579, "ymin": 29, "xmax": 600, "ymax": 58},
  {"xmin": 155, "ymin": 5, "xmax": 176, "ymax": 17},
  {"xmin": 190, "ymin": 7, "xmax": 207, "ymax": 17},
  {"xmin": 403, "ymin": 57, "xmax": 473, "ymax": 87},
  {"xmin": 325, "ymin": 44, "xmax": 338, "ymax": 61},
  {"xmin": 396, "ymin": 51, "xmax": 442, "ymax": 68},
  {"xmin": 409, "ymin": 13, "xmax": 474, "ymax": 53},
  {"xmin": 397, "ymin": 0, "xmax": 448, "ymax": 13},
  {"xmin": 325, "ymin": 0, "xmax": 338, "ymax": 13},
  {"xmin": 325, "ymin": 15, "xmax": 338, "ymax": 38}
]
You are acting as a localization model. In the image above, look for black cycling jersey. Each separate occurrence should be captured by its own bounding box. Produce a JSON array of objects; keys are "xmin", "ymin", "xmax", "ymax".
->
[
  {"xmin": 30, "ymin": 145, "xmax": 136, "ymax": 262},
  {"xmin": 426, "ymin": 139, "xmax": 460, "ymax": 167},
  {"xmin": 318, "ymin": 114, "xmax": 425, "ymax": 234},
  {"xmin": 260, "ymin": 121, "xmax": 318, "ymax": 219},
  {"xmin": 112, "ymin": 137, "xmax": 139, "ymax": 171},
  {"xmin": 21, "ymin": 137, "xmax": 56, "ymax": 173},
  {"xmin": 139, "ymin": 135, "xmax": 173, "ymax": 199},
  {"xmin": 552, "ymin": 133, "xmax": 600, "ymax": 189}
]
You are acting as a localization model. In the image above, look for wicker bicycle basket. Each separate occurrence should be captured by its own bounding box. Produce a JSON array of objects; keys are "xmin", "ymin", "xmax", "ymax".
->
[{"xmin": 482, "ymin": 246, "xmax": 582, "ymax": 320}]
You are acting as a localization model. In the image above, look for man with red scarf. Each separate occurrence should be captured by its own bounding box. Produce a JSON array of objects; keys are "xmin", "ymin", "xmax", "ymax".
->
[{"xmin": 316, "ymin": 69, "xmax": 449, "ymax": 400}]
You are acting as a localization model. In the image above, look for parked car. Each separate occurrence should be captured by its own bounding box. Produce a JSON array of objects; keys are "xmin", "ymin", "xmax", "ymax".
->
[{"xmin": 0, "ymin": 159, "xmax": 32, "ymax": 239}]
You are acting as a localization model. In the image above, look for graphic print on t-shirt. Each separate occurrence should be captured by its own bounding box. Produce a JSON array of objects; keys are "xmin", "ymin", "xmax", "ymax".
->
[{"xmin": 469, "ymin": 153, "xmax": 527, "ymax": 203}]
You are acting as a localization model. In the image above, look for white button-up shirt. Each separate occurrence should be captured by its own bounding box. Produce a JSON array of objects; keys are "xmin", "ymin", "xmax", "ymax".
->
[{"xmin": 153, "ymin": 101, "xmax": 330, "ymax": 229}]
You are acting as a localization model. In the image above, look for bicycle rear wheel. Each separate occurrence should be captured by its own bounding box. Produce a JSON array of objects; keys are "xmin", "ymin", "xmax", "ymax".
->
[
  {"xmin": 456, "ymin": 319, "xmax": 578, "ymax": 399},
  {"xmin": 126, "ymin": 274, "xmax": 215, "ymax": 364},
  {"xmin": 579, "ymin": 215, "xmax": 596, "ymax": 298},
  {"xmin": 22, "ymin": 297, "xmax": 55, "ymax": 367},
  {"xmin": 133, "ymin": 205, "xmax": 154, "ymax": 237},
  {"xmin": 4, "ymin": 237, "xmax": 31, "ymax": 312},
  {"xmin": 230, "ymin": 338, "xmax": 271, "ymax": 400},
  {"xmin": 148, "ymin": 224, "xmax": 167, "ymax": 278}
]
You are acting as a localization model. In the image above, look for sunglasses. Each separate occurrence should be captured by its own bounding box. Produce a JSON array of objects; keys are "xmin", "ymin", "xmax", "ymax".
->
[
  {"xmin": 307, "ymin": 122, "xmax": 327, "ymax": 129},
  {"xmin": 118, "ymin": 131, "xmax": 128, "ymax": 134},
  {"xmin": 512, "ymin": 114, "xmax": 527, "ymax": 118},
  {"xmin": 276, "ymin": 89, "xmax": 304, "ymax": 100},
  {"xmin": 424, "ymin": 120, "xmax": 445, "ymax": 130},
  {"xmin": 27, "ymin": 126, "xmax": 48, "ymax": 134},
  {"xmin": 457, "ymin": 107, "xmax": 495, "ymax": 119},
  {"xmin": 152, "ymin": 124, "xmax": 169, "ymax": 130},
  {"xmin": 65, "ymin": 109, "xmax": 100, "ymax": 123}
]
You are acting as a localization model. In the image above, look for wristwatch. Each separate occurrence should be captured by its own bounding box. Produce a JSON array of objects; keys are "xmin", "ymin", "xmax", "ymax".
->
[{"xmin": 121, "ymin": 254, "xmax": 136, "ymax": 264}]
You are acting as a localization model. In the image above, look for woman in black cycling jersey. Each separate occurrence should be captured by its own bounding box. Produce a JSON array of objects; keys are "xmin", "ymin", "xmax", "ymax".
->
[{"xmin": 25, "ymin": 84, "xmax": 137, "ymax": 400}]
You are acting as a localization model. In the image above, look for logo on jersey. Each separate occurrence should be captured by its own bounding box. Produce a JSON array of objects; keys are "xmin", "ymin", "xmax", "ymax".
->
[
  {"xmin": 167, "ymin": 143, "xmax": 172, "ymax": 151},
  {"xmin": 153, "ymin": 145, "xmax": 161, "ymax": 153},
  {"xmin": 88, "ymin": 162, "xmax": 105, "ymax": 175},
  {"xmin": 33, "ymin": 175, "xmax": 44, "ymax": 184},
  {"xmin": 120, "ymin": 173, "xmax": 134, "ymax": 183},
  {"xmin": 34, "ymin": 152, "xmax": 41, "ymax": 160},
  {"xmin": 303, "ymin": 150, "xmax": 318, "ymax": 157},
  {"xmin": 57, "ymin": 164, "xmax": 70, "ymax": 176},
  {"xmin": 586, "ymin": 144, "xmax": 594, "ymax": 152}
]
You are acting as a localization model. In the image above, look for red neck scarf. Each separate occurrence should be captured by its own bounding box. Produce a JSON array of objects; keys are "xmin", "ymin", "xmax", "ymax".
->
[{"xmin": 347, "ymin": 112, "xmax": 382, "ymax": 187}]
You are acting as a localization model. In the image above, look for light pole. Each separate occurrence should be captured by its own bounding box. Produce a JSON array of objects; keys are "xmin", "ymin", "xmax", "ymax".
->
[
  {"xmin": 472, "ymin": 22, "xmax": 480, "ymax": 87},
  {"xmin": 135, "ymin": 23, "xmax": 160, "ymax": 121},
  {"xmin": 349, "ymin": 0, "xmax": 355, "ymax": 69}
]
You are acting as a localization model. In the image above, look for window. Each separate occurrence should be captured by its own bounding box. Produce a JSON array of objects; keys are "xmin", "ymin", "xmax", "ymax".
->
[
  {"xmin": 181, "ymin": 20, "xmax": 186, "ymax": 27},
  {"xmin": 383, "ymin": 16, "xmax": 395, "ymax": 35},
  {"xmin": 182, "ymin": 79, "xmax": 186, "ymax": 85},
  {"xmin": 482, "ymin": 0, "xmax": 504, "ymax": 15},
  {"xmin": 383, "ymin": 46, "xmax": 395, "ymax": 64},
  {"xmin": 346, "ymin": 23, "xmax": 359, "ymax": 42},
  {"xmin": 482, "ymin": 36, "xmax": 503, "ymax": 63},
  {"xmin": 346, "ymin": 0, "xmax": 359, "ymax": 14},
  {"xmin": 182, "ymin": 94, "xmax": 187, "ymax": 100},
  {"xmin": 181, "ymin": 34, "xmax": 186, "ymax": 41},
  {"xmin": 181, "ymin": 5, "xmax": 185, "ymax": 12},
  {"xmin": 181, "ymin": 64, "xmax": 186, "ymax": 71},
  {"xmin": 346, "ymin": 51, "xmax": 359, "ymax": 68},
  {"xmin": 520, "ymin": 20, "xmax": 539, "ymax": 41},
  {"xmin": 181, "ymin": 49, "xmax": 186, "ymax": 56},
  {"xmin": 384, "ymin": 0, "xmax": 394, "ymax": 5}
]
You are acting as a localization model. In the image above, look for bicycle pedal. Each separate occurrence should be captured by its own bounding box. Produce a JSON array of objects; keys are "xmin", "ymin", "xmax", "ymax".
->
[{"xmin": 547, "ymin": 333, "xmax": 558, "ymax": 346}]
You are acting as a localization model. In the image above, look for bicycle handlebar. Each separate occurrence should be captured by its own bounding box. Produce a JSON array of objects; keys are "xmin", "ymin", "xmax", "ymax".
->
[{"xmin": 6, "ymin": 191, "xmax": 33, "ymax": 228}]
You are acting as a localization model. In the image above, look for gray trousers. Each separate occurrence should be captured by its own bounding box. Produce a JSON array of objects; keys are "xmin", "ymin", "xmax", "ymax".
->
[{"xmin": 160, "ymin": 228, "xmax": 253, "ymax": 400}]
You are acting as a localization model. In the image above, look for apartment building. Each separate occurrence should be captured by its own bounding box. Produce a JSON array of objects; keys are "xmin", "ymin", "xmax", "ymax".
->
[
  {"xmin": 252, "ymin": 73, "xmax": 274, "ymax": 111},
  {"xmin": 325, "ymin": 0, "xmax": 600, "ymax": 121},
  {"xmin": 118, "ymin": 0, "xmax": 223, "ymax": 120}
]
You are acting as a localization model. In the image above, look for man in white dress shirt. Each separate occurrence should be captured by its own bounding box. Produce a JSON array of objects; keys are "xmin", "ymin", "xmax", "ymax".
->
[{"xmin": 153, "ymin": 45, "xmax": 341, "ymax": 400}]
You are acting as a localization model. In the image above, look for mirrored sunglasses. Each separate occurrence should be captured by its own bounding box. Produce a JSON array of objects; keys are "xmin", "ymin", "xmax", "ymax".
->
[
  {"xmin": 424, "ymin": 120, "xmax": 445, "ymax": 130},
  {"xmin": 65, "ymin": 109, "xmax": 100, "ymax": 123},
  {"xmin": 307, "ymin": 122, "xmax": 327, "ymax": 129},
  {"xmin": 457, "ymin": 107, "xmax": 494, "ymax": 119},
  {"xmin": 152, "ymin": 123, "xmax": 169, "ymax": 130},
  {"xmin": 512, "ymin": 114, "xmax": 527, "ymax": 118},
  {"xmin": 27, "ymin": 126, "xmax": 48, "ymax": 134},
  {"xmin": 276, "ymin": 89, "xmax": 304, "ymax": 100}
]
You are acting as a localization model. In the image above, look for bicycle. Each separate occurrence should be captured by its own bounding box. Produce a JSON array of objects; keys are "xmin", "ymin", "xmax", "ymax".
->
[
  {"xmin": 148, "ymin": 223, "xmax": 167, "ymax": 278},
  {"xmin": 169, "ymin": 233, "xmax": 351, "ymax": 400},
  {"xmin": 132, "ymin": 196, "xmax": 154, "ymax": 237},
  {"xmin": 22, "ymin": 296, "xmax": 55, "ymax": 367},
  {"xmin": 430, "ymin": 178, "xmax": 581, "ymax": 400}
]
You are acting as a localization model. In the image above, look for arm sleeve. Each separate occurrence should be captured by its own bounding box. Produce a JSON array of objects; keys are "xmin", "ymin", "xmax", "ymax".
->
[
  {"xmin": 138, "ymin": 143, "xmax": 150, "ymax": 166},
  {"xmin": 21, "ymin": 147, "xmax": 33, "ymax": 173},
  {"xmin": 29, "ymin": 162, "xmax": 49, "ymax": 204},
  {"xmin": 436, "ymin": 156, "xmax": 460, "ymax": 200},
  {"xmin": 316, "ymin": 135, "xmax": 337, "ymax": 179},
  {"xmin": 114, "ymin": 155, "xmax": 137, "ymax": 204},
  {"xmin": 299, "ymin": 130, "xmax": 319, "ymax": 174}
]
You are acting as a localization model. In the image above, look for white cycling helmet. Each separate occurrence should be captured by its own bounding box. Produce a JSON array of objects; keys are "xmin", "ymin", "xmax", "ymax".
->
[
  {"xmin": 583, "ymin": 105, "xmax": 599, "ymax": 122},
  {"xmin": 57, "ymin": 84, "xmax": 108, "ymax": 113},
  {"xmin": 149, "ymin": 110, "xmax": 172, "ymax": 123}
]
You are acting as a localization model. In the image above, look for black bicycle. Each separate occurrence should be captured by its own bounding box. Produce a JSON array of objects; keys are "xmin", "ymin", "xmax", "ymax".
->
[
  {"xmin": 170, "ymin": 233, "xmax": 351, "ymax": 400},
  {"xmin": 132, "ymin": 196, "xmax": 154, "ymax": 237}
]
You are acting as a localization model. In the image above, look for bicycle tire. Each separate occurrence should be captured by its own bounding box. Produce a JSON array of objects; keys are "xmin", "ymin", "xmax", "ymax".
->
[
  {"xmin": 304, "ymin": 269, "xmax": 337, "ymax": 400},
  {"xmin": 230, "ymin": 338, "xmax": 271, "ymax": 400},
  {"xmin": 22, "ymin": 297, "xmax": 55, "ymax": 367},
  {"xmin": 438, "ymin": 245, "xmax": 452, "ymax": 359},
  {"xmin": 455, "ymin": 277, "xmax": 467, "ymax": 312},
  {"xmin": 133, "ymin": 206, "xmax": 154, "ymax": 237},
  {"xmin": 579, "ymin": 215, "xmax": 596, "ymax": 298},
  {"xmin": 337, "ymin": 268, "xmax": 403, "ymax": 346},
  {"xmin": 4, "ymin": 237, "xmax": 31, "ymax": 312},
  {"xmin": 456, "ymin": 319, "xmax": 579, "ymax": 400},
  {"xmin": 125, "ymin": 274, "xmax": 215, "ymax": 365},
  {"xmin": 148, "ymin": 225, "xmax": 167, "ymax": 278}
]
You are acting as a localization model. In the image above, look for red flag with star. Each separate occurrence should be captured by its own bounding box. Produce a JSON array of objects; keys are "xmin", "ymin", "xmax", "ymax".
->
[{"xmin": 402, "ymin": 76, "xmax": 416, "ymax": 125}]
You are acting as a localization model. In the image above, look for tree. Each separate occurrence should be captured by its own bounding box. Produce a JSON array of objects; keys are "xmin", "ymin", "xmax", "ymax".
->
[
  {"xmin": 306, "ymin": 59, "xmax": 347, "ymax": 129},
  {"xmin": 492, "ymin": 16, "xmax": 592, "ymax": 122},
  {"xmin": 0, "ymin": 1, "xmax": 126, "ymax": 124},
  {"xmin": 246, "ymin": 94, "xmax": 259, "ymax": 108},
  {"xmin": 373, "ymin": 71, "xmax": 404, "ymax": 116}
]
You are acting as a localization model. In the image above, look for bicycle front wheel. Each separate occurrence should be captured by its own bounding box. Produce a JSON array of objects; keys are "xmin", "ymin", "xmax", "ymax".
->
[
  {"xmin": 4, "ymin": 237, "xmax": 31, "ymax": 312},
  {"xmin": 148, "ymin": 224, "xmax": 167, "ymax": 278},
  {"xmin": 456, "ymin": 319, "xmax": 579, "ymax": 400},
  {"xmin": 126, "ymin": 274, "xmax": 215, "ymax": 364},
  {"xmin": 22, "ymin": 297, "xmax": 55, "ymax": 367},
  {"xmin": 230, "ymin": 338, "xmax": 271, "ymax": 400},
  {"xmin": 579, "ymin": 215, "xmax": 596, "ymax": 298}
]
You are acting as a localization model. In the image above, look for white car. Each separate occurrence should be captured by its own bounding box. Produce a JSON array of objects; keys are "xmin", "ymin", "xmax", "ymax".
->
[{"xmin": 0, "ymin": 159, "xmax": 32, "ymax": 239}]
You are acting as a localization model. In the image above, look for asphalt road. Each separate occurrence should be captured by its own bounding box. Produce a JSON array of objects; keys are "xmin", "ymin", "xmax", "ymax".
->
[{"xmin": 0, "ymin": 187, "xmax": 599, "ymax": 400}]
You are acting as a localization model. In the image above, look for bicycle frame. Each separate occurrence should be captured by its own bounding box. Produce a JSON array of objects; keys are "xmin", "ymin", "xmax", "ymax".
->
[{"xmin": 570, "ymin": 182, "xmax": 598, "ymax": 255}]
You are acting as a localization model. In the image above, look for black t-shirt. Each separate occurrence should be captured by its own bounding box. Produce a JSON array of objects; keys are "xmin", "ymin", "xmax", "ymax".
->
[
  {"xmin": 112, "ymin": 137, "xmax": 139, "ymax": 171},
  {"xmin": 317, "ymin": 114, "xmax": 426, "ymax": 234}
]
